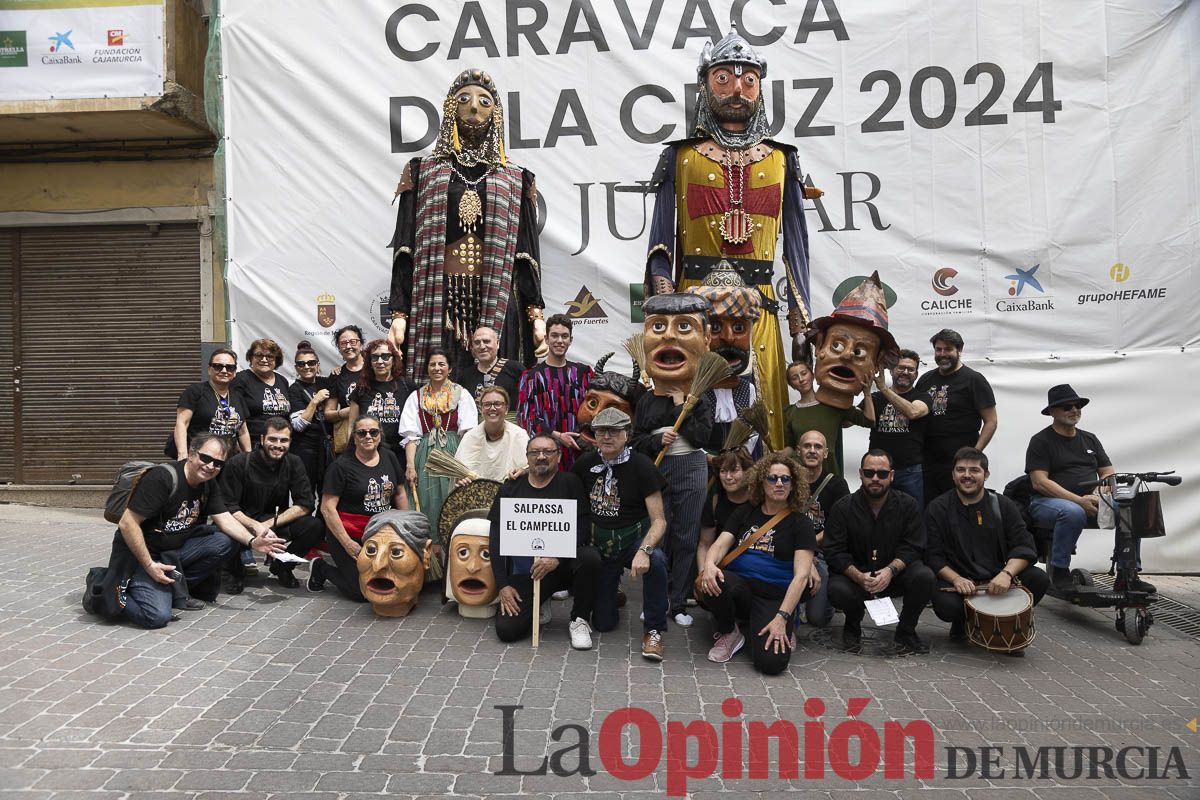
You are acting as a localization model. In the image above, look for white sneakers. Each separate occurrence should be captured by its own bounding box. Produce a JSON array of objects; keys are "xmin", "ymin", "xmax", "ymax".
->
[
  {"xmin": 569, "ymin": 617, "xmax": 593, "ymax": 650},
  {"xmin": 540, "ymin": 601, "xmax": 552, "ymax": 627},
  {"xmin": 673, "ymin": 612, "xmax": 694, "ymax": 627},
  {"xmin": 551, "ymin": 589, "xmax": 570, "ymax": 601}
]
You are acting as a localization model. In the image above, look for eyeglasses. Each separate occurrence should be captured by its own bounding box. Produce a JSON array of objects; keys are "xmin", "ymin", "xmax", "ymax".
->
[
  {"xmin": 295, "ymin": 359, "xmax": 319, "ymax": 368},
  {"xmin": 369, "ymin": 353, "xmax": 393, "ymax": 362},
  {"xmin": 593, "ymin": 428, "xmax": 625, "ymax": 437},
  {"xmin": 527, "ymin": 448, "xmax": 559, "ymax": 457},
  {"xmin": 252, "ymin": 352, "xmax": 275, "ymax": 361},
  {"xmin": 481, "ymin": 401, "xmax": 506, "ymax": 410},
  {"xmin": 1057, "ymin": 403, "xmax": 1081, "ymax": 411},
  {"xmin": 209, "ymin": 363, "xmax": 236, "ymax": 372},
  {"xmin": 354, "ymin": 428, "xmax": 382, "ymax": 439},
  {"xmin": 196, "ymin": 452, "xmax": 226, "ymax": 468},
  {"xmin": 338, "ymin": 339, "xmax": 361, "ymax": 348},
  {"xmin": 764, "ymin": 474, "xmax": 793, "ymax": 485},
  {"xmin": 862, "ymin": 469, "xmax": 892, "ymax": 479}
]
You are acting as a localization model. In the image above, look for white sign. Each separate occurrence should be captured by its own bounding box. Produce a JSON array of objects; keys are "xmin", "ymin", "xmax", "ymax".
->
[
  {"xmin": 499, "ymin": 497, "xmax": 577, "ymax": 559},
  {"xmin": 0, "ymin": 0, "xmax": 164, "ymax": 101}
]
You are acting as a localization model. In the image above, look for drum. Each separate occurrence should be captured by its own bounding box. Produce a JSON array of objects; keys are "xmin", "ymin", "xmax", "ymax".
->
[{"xmin": 964, "ymin": 586, "xmax": 1036, "ymax": 653}]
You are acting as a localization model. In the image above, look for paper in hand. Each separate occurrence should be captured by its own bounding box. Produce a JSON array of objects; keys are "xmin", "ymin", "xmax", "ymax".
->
[
  {"xmin": 865, "ymin": 597, "xmax": 899, "ymax": 626},
  {"xmin": 270, "ymin": 552, "xmax": 309, "ymax": 564}
]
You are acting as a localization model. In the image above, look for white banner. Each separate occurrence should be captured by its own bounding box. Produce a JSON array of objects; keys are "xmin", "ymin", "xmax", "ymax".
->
[
  {"xmin": 0, "ymin": 0, "xmax": 164, "ymax": 101},
  {"xmin": 221, "ymin": 0, "xmax": 1199, "ymax": 570}
]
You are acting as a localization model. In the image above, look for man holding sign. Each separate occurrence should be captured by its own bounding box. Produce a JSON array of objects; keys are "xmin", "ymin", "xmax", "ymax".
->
[{"xmin": 488, "ymin": 434, "xmax": 595, "ymax": 647}]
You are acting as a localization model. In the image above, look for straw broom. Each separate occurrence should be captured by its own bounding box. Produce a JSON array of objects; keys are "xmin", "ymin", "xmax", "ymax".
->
[
  {"xmin": 706, "ymin": 399, "xmax": 769, "ymax": 492},
  {"xmin": 623, "ymin": 334, "xmax": 651, "ymax": 387},
  {"xmin": 422, "ymin": 449, "xmax": 479, "ymax": 482},
  {"xmin": 655, "ymin": 352, "xmax": 733, "ymax": 466}
]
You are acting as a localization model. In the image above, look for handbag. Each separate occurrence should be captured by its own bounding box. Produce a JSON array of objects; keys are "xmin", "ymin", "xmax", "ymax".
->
[
  {"xmin": 332, "ymin": 417, "xmax": 350, "ymax": 454},
  {"xmin": 695, "ymin": 508, "xmax": 790, "ymax": 597}
]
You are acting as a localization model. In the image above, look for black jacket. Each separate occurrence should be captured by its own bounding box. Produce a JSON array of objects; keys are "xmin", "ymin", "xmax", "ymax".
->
[
  {"xmin": 219, "ymin": 449, "xmax": 314, "ymax": 521},
  {"xmin": 925, "ymin": 489, "xmax": 1037, "ymax": 580},
  {"xmin": 631, "ymin": 391, "xmax": 714, "ymax": 456},
  {"xmin": 824, "ymin": 489, "xmax": 925, "ymax": 575}
]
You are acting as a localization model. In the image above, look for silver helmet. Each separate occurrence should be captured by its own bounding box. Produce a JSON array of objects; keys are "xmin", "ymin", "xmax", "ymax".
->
[{"xmin": 697, "ymin": 25, "xmax": 767, "ymax": 81}]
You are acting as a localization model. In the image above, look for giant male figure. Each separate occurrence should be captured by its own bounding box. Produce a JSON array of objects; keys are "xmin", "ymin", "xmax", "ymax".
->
[{"xmin": 645, "ymin": 28, "xmax": 817, "ymax": 450}]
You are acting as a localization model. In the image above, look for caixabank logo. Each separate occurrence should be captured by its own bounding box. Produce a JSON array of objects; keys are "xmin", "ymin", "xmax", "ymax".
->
[{"xmin": 993, "ymin": 262, "xmax": 1054, "ymax": 313}]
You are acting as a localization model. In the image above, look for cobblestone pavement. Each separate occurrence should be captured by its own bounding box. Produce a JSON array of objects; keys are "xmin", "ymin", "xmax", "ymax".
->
[{"xmin": 0, "ymin": 505, "xmax": 1197, "ymax": 799}]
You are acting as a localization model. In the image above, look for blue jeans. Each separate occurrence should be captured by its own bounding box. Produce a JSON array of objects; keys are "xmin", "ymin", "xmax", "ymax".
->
[
  {"xmin": 123, "ymin": 527, "xmax": 237, "ymax": 629},
  {"xmin": 1029, "ymin": 496, "xmax": 1088, "ymax": 568},
  {"xmin": 592, "ymin": 537, "xmax": 669, "ymax": 634},
  {"xmin": 803, "ymin": 554, "xmax": 834, "ymax": 627},
  {"xmin": 892, "ymin": 464, "xmax": 924, "ymax": 509}
]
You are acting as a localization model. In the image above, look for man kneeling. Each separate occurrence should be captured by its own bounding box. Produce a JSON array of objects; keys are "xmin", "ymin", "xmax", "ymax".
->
[
  {"xmin": 488, "ymin": 434, "xmax": 596, "ymax": 647},
  {"xmin": 698, "ymin": 454, "xmax": 817, "ymax": 675},
  {"xmin": 925, "ymin": 447, "xmax": 1048, "ymax": 655},
  {"xmin": 111, "ymin": 434, "xmax": 286, "ymax": 628}
]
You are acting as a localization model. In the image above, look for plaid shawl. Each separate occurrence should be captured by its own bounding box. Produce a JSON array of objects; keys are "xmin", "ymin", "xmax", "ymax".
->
[{"xmin": 408, "ymin": 159, "xmax": 523, "ymax": 379}]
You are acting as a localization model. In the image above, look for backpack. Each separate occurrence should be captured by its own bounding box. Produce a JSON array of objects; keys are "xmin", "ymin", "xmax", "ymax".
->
[
  {"xmin": 104, "ymin": 462, "xmax": 178, "ymax": 524},
  {"xmin": 1002, "ymin": 473, "xmax": 1036, "ymax": 531}
]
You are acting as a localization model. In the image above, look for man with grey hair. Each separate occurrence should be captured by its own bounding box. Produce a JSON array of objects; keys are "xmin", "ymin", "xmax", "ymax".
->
[{"xmin": 455, "ymin": 325, "xmax": 526, "ymax": 407}]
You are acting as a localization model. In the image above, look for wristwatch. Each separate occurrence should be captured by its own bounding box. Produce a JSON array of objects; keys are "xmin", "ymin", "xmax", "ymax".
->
[
  {"xmin": 639, "ymin": 545, "xmax": 654, "ymax": 556},
  {"xmin": 887, "ymin": 564, "xmax": 900, "ymax": 577}
]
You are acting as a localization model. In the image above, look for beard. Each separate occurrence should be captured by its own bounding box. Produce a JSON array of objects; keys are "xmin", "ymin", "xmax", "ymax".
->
[
  {"xmin": 457, "ymin": 117, "xmax": 490, "ymax": 148},
  {"xmin": 713, "ymin": 344, "xmax": 750, "ymax": 376},
  {"xmin": 709, "ymin": 93, "xmax": 755, "ymax": 123}
]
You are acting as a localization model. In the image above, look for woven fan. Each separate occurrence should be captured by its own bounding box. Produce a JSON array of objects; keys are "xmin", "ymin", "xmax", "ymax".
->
[
  {"xmin": 423, "ymin": 449, "xmax": 479, "ymax": 482},
  {"xmin": 623, "ymin": 334, "xmax": 651, "ymax": 387},
  {"xmin": 654, "ymin": 352, "xmax": 733, "ymax": 466}
]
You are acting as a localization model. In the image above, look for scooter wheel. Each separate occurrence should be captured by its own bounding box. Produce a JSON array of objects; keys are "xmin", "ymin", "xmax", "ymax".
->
[
  {"xmin": 1124, "ymin": 608, "xmax": 1147, "ymax": 645},
  {"xmin": 1115, "ymin": 611, "xmax": 1125, "ymax": 634},
  {"xmin": 1071, "ymin": 568, "xmax": 1094, "ymax": 587}
]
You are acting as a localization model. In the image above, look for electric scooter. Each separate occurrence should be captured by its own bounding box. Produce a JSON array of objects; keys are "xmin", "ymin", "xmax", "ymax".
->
[{"xmin": 1055, "ymin": 471, "xmax": 1181, "ymax": 645}]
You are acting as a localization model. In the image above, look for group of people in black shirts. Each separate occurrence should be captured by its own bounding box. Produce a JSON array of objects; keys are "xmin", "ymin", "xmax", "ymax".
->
[{"xmin": 103, "ymin": 320, "xmax": 1133, "ymax": 676}]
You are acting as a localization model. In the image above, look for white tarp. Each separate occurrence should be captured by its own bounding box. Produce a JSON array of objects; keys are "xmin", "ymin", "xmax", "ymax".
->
[
  {"xmin": 221, "ymin": 0, "xmax": 1199, "ymax": 571},
  {"xmin": 0, "ymin": 0, "xmax": 164, "ymax": 101}
]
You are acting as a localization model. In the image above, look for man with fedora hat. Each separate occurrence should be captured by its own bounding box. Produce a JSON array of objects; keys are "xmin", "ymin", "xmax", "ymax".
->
[{"xmin": 1025, "ymin": 385, "xmax": 1152, "ymax": 592}]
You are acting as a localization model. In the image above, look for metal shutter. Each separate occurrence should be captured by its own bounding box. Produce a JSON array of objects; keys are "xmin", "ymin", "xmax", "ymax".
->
[
  {"xmin": 16, "ymin": 223, "xmax": 201, "ymax": 483},
  {"xmin": 0, "ymin": 231, "xmax": 14, "ymax": 482}
]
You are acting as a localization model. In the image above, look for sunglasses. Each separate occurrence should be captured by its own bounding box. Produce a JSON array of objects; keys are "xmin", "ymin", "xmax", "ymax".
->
[
  {"xmin": 295, "ymin": 359, "xmax": 319, "ymax": 368},
  {"xmin": 764, "ymin": 474, "xmax": 793, "ymax": 485},
  {"xmin": 196, "ymin": 452, "xmax": 226, "ymax": 468},
  {"xmin": 355, "ymin": 428, "xmax": 382, "ymax": 439},
  {"xmin": 862, "ymin": 469, "xmax": 892, "ymax": 479},
  {"xmin": 369, "ymin": 353, "xmax": 394, "ymax": 362},
  {"xmin": 209, "ymin": 363, "xmax": 236, "ymax": 372},
  {"xmin": 1058, "ymin": 403, "xmax": 1082, "ymax": 411},
  {"xmin": 527, "ymin": 448, "xmax": 559, "ymax": 457}
]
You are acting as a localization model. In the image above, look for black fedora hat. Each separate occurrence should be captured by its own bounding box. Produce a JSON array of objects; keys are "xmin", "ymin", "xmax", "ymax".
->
[{"xmin": 1042, "ymin": 384, "xmax": 1090, "ymax": 415}]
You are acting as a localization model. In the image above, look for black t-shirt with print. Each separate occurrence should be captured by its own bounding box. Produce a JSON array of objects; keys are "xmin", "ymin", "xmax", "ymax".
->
[
  {"xmin": 701, "ymin": 488, "xmax": 747, "ymax": 533},
  {"xmin": 720, "ymin": 505, "xmax": 816, "ymax": 593},
  {"xmin": 806, "ymin": 473, "xmax": 850, "ymax": 537},
  {"xmin": 913, "ymin": 365, "xmax": 995, "ymax": 454},
  {"xmin": 332, "ymin": 365, "xmax": 361, "ymax": 410},
  {"xmin": 570, "ymin": 450, "xmax": 667, "ymax": 530},
  {"xmin": 323, "ymin": 450, "xmax": 404, "ymax": 516},
  {"xmin": 351, "ymin": 379, "xmax": 418, "ymax": 451},
  {"xmin": 868, "ymin": 388, "xmax": 933, "ymax": 469},
  {"xmin": 127, "ymin": 461, "xmax": 227, "ymax": 548},
  {"xmin": 233, "ymin": 370, "xmax": 292, "ymax": 440},
  {"xmin": 175, "ymin": 382, "xmax": 248, "ymax": 450},
  {"xmin": 1025, "ymin": 426, "xmax": 1112, "ymax": 497}
]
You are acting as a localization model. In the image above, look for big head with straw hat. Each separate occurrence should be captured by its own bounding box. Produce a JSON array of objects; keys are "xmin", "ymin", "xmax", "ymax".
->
[{"xmin": 806, "ymin": 271, "xmax": 900, "ymax": 409}]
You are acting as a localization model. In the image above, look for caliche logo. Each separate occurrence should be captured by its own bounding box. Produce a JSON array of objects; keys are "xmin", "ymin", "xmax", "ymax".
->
[
  {"xmin": 47, "ymin": 30, "xmax": 74, "ymax": 52},
  {"xmin": 316, "ymin": 292, "xmax": 336, "ymax": 328},
  {"xmin": 1110, "ymin": 263, "xmax": 1131, "ymax": 283},
  {"xmin": 0, "ymin": 32, "xmax": 28, "ymax": 67},
  {"xmin": 922, "ymin": 268, "xmax": 972, "ymax": 316},
  {"xmin": 107, "ymin": 29, "xmax": 124, "ymax": 46},
  {"xmin": 1004, "ymin": 264, "xmax": 1044, "ymax": 297},
  {"xmin": 565, "ymin": 286, "xmax": 608, "ymax": 325},
  {"xmin": 932, "ymin": 268, "xmax": 958, "ymax": 296}
]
